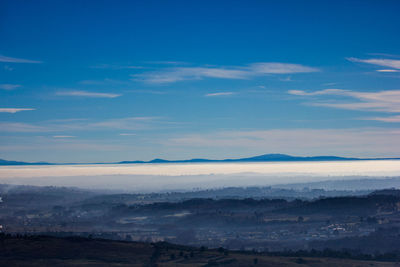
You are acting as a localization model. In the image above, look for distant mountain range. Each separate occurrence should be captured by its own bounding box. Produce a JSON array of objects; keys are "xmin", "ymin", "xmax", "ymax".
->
[
  {"xmin": 0, "ymin": 159, "xmax": 53, "ymax": 166},
  {"xmin": 118, "ymin": 154, "xmax": 363, "ymax": 164},
  {"xmin": 2, "ymin": 153, "xmax": 398, "ymax": 166}
]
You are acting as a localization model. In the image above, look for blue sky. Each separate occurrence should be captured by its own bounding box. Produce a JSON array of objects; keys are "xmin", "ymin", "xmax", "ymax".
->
[{"xmin": 1, "ymin": 0, "xmax": 400, "ymax": 162}]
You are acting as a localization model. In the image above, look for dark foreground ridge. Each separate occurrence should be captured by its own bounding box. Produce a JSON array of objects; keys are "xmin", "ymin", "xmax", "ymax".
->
[
  {"xmin": 2, "ymin": 153, "xmax": 400, "ymax": 165},
  {"xmin": 1, "ymin": 234, "xmax": 400, "ymax": 267}
]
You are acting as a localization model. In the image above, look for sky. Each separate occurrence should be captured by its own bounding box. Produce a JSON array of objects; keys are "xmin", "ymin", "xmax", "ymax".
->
[{"xmin": 1, "ymin": 0, "xmax": 400, "ymax": 163}]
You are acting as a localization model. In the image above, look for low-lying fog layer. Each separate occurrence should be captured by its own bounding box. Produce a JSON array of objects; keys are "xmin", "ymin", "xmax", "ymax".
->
[{"xmin": 0, "ymin": 160, "xmax": 399, "ymax": 192}]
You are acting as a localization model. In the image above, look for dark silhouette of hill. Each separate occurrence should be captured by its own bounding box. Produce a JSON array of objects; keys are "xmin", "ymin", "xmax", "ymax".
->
[
  {"xmin": 0, "ymin": 234, "xmax": 398, "ymax": 266},
  {"xmin": 109, "ymin": 190, "xmax": 400, "ymax": 219},
  {"xmin": 310, "ymin": 227, "xmax": 400, "ymax": 254},
  {"xmin": 369, "ymin": 188, "xmax": 400, "ymax": 197}
]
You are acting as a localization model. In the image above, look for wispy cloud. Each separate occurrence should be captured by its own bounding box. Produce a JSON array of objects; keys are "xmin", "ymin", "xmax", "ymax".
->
[
  {"xmin": 0, "ymin": 108, "xmax": 35, "ymax": 113},
  {"xmin": 0, "ymin": 122, "xmax": 45, "ymax": 132},
  {"xmin": 53, "ymin": 135, "xmax": 75, "ymax": 138},
  {"xmin": 0, "ymin": 137, "xmax": 125, "ymax": 154},
  {"xmin": 249, "ymin": 63, "xmax": 317, "ymax": 74},
  {"xmin": 56, "ymin": 90, "xmax": 121, "ymax": 98},
  {"xmin": 348, "ymin": 57, "xmax": 400, "ymax": 70},
  {"xmin": 90, "ymin": 117, "xmax": 159, "ymax": 130},
  {"xmin": 0, "ymin": 116, "xmax": 165, "ymax": 133},
  {"xmin": 322, "ymin": 82, "xmax": 338, "ymax": 86},
  {"xmin": 376, "ymin": 69, "xmax": 399, "ymax": 73},
  {"xmin": 288, "ymin": 89, "xmax": 346, "ymax": 96},
  {"xmin": 146, "ymin": 61, "xmax": 188, "ymax": 65},
  {"xmin": 133, "ymin": 62, "xmax": 319, "ymax": 83},
  {"xmin": 126, "ymin": 89, "xmax": 167, "ymax": 95},
  {"xmin": 91, "ymin": 64, "xmax": 144, "ymax": 69},
  {"xmin": 133, "ymin": 67, "xmax": 249, "ymax": 83},
  {"xmin": 289, "ymin": 89, "xmax": 400, "ymax": 114},
  {"xmin": 0, "ymin": 84, "xmax": 21, "ymax": 90},
  {"xmin": 119, "ymin": 133, "xmax": 136, "ymax": 136},
  {"xmin": 205, "ymin": 92, "xmax": 235, "ymax": 97},
  {"xmin": 164, "ymin": 128, "xmax": 400, "ymax": 157},
  {"xmin": 363, "ymin": 115, "xmax": 400, "ymax": 123},
  {"xmin": 79, "ymin": 79, "xmax": 130, "ymax": 85},
  {"xmin": 0, "ymin": 55, "xmax": 42, "ymax": 64}
]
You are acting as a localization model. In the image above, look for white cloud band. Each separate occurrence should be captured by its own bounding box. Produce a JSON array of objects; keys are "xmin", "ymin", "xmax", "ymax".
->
[
  {"xmin": 0, "ymin": 108, "xmax": 35, "ymax": 113},
  {"xmin": 56, "ymin": 90, "xmax": 121, "ymax": 98},
  {"xmin": 133, "ymin": 62, "xmax": 319, "ymax": 83}
]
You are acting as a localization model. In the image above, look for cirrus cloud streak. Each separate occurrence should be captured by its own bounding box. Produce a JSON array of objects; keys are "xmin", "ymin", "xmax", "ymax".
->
[
  {"xmin": 133, "ymin": 62, "xmax": 319, "ymax": 83},
  {"xmin": 0, "ymin": 55, "xmax": 42, "ymax": 64},
  {"xmin": 289, "ymin": 89, "xmax": 400, "ymax": 114},
  {"xmin": 0, "ymin": 84, "xmax": 21, "ymax": 90},
  {"xmin": 0, "ymin": 108, "xmax": 35, "ymax": 113},
  {"xmin": 56, "ymin": 90, "xmax": 121, "ymax": 98},
  {"xmin": 205, "ymin": 92, "xmax": 235, "ymax": 97},
  {"xmin": 348, "ymin": 57, "xmax": 400, "ymax": 71}
]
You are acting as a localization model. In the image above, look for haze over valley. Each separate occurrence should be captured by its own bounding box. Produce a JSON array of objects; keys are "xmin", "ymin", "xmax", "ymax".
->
[{"xmin": 0, "ymin": 159, "xmax": 399, "ymax": 192}]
